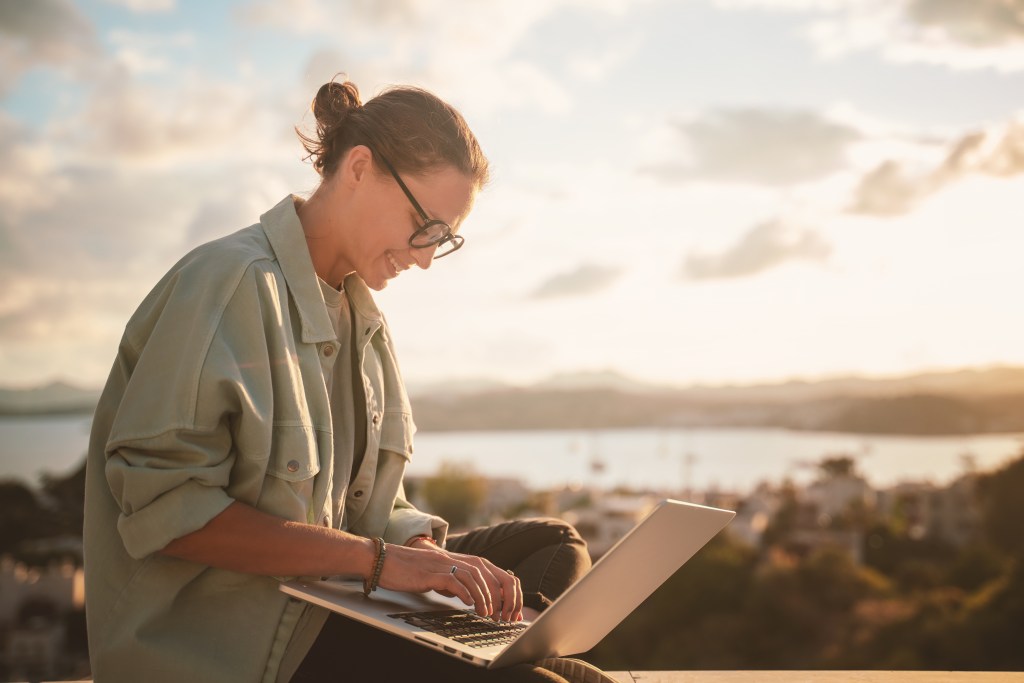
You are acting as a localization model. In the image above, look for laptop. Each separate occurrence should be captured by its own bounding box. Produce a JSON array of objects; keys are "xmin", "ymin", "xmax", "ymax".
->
[{"xmin": 280, "ymin": 498, "xmax": 734, "ymax": 668}]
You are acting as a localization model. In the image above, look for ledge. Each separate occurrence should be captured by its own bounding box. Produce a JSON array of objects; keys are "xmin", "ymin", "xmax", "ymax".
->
[
  {"xmin": 26, "ymin": 672, "xmax": 1024, "ymax": 683},
  {"xmin": 607, "ymin": 673, "xmax": 1024, "ymax": 683}
]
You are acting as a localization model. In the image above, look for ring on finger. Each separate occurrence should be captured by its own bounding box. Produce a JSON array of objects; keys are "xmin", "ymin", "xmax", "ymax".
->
[{"xmin": 450, "ymin": 565, "xmax": 458, "ymax": 574}]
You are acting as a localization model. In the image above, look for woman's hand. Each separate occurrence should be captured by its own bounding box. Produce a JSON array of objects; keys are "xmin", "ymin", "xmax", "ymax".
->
[{"xmin": 376, "ymin": 543, "xmax": 523, "ymax": 622}]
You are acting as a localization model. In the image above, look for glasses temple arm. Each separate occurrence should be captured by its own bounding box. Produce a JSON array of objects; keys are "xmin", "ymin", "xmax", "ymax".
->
[{"xmin": 374, "ymin": 151, "xmax": 432, "ymax": 223}]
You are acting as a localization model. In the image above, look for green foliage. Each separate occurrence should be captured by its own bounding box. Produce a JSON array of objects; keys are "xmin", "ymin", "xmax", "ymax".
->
[
  {"xmin": 760, "ymin": 483, "xmax": 799, "ymax": 546},
  {"xmin": 976, "ymin": 454, "xmax": 1024, "ymax": 558},
  {"xmin": 581, "ymin": 453, "xmax": 1024, "ymax": 672},
  {"xmin": 862, "ymin": 521, "xmax": 957, "ymax": 578},
  {"xmin": 0, "ymin": 458, "xmax": 86, "ymax": 563},
  {"xmin": 0, "ymin": 480, "xmax": 50, "ymax": 554},
  {"xmin": 818, "ymin": 455, "xmax": 856, "ymax": 478},
  {"xmin": 583, "ymin": 533, "xmax": 757, "ymax": 670},
  {"xmin": 946, "ymin": 543, "xmax": 1008, "ymax": 592},
  {"xmin": 419, "ymin": 461, "xmax": 488, "ymax": 530},
  {"xmin": 39, "ymin": 458, "xmax": 86, "ymax": 537}
]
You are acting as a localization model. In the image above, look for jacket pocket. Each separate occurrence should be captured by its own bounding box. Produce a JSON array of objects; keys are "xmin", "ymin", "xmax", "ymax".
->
[{"xmin": 266, "ymin": 424, "xmax": 320, "ymax": 482}]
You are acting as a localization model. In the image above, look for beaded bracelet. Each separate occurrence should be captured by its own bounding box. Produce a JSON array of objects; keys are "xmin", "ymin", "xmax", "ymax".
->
[{"xmin": 363, "ymin": 537, "xmax": 387, "ymax": 596}]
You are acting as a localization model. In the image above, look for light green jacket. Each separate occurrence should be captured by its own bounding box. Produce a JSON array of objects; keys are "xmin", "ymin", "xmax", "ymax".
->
[{"xmin": 83, "ymin": 195, "xmax": 447, "ymax": 683}]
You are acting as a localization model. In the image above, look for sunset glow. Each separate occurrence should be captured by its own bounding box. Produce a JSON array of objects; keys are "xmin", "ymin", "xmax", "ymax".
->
[{"xmin": 3, "ymin": 0, "xmax": 1024, "ymax": 390}]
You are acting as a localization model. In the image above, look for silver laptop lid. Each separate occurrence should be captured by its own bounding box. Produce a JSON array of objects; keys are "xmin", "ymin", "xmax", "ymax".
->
[{"xmin": 491, "ymin": 498, "xmax": 734, "ymax": 666}]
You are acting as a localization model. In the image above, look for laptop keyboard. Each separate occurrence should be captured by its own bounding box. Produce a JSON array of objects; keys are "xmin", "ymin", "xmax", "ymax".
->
[{"xmin": 388, "ymin": 609, "xmax": 528, "ymax": 649}]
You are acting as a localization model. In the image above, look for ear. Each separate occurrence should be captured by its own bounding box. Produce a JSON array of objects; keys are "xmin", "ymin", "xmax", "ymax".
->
[{"xmin": 341, "ymin": 144, "xmax": 374, "ymax": 185}]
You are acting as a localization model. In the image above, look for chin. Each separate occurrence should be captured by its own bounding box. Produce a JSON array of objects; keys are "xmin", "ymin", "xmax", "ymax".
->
[
  {"xmin": 365, "ymin": 276, "xmax": 389, "ymax": 291},
  {"xmin": 355, "ymin": 265, "xmax": 390, "ymax": 291}
]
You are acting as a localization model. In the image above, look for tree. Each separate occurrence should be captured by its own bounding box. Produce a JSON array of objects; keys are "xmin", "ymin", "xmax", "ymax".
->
[
  {"xmin": 39, "ymin": 458, "xmax": 86, "ymax": 538},
  {"xmin": 585, "ymin": 533, "xmax": 758, "ymax": 670},
  {"xmin": 0, "ymin": 481, "xmax": 50, "ymax": 554},
  {"xmin": 420, "ymin": 461, "xmax": 488, "ymax": 530},
  {"xmin": 761, "ymin": 481, "xmax": 799, "ymax": 546},
  {"xmin": 818, "ymin": 455, "xmax": 856, "ymax": 479},
  {"xmin": 976, "ymin": 451, "xmax": 1024, "ymax": 558}
]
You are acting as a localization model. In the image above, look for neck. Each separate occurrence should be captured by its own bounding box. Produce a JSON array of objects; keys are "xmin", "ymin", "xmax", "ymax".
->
[{"xmin": 296, "ymin": 182, "xmax": 355, "ymax": 288}]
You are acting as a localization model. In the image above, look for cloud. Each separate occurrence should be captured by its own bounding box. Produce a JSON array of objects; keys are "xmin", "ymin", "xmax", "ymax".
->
[
  {"xmin": 51, "ymin": 68, "xmax": 291, "ymax": 167},
  {"xmin": 0, "ymin": 273, "xmax": 147, "ymax": 389},
  {"xmin": 237, "ymin": 0, "xmax": 640, "ymax": 116},
  {"xmin": 849, "ymin": 117, "xmax": 1024, "ymax": 215},
  {"xmin": 0, "ymin": 279, "xmax": 94, "ymax": 342},
  {"xmin": 717, "ymin": 0, "xmax": 1024, "ymax": 71},
  {"xmin": 236, "ymin": 0, "xmax": 344, "ymax": 34},
  {"xmin": 904, "ymin": 0, "xmax": 1024, "ymax": 48},
  {"xmin": 529, "ymin": 264, "xmax": 623, "ymax": 299},
  {"xmin": 0, "ymin": 168, "xmax": 184, "ymax": 277},
  {"xmin": 102, "ymin": 0, "xmax": 176, "ymax": 12},
  {"xmin": 108, "ymin": 29, "xmax": 195, "ymax": 74},
  {"xmin": 641, "ymin": 108, "xmax": 861, "ymax": 186},
  {"xmin": 565, "ymin": 36, "xmax": 641, "ymax": 82},
  {"xmin": 0, "ymin": 0, "xmax": 100, "ymax": 94},
  {"xmin": 183, "ymin": 180, "xmax": 291, "ymax": 248},
  {"xmin": 683, "ymin": 219, "xmax": 831, "ymax": 280},
  {"xmin": 0, "ymin": 160, "xmax": 298, "ymax": 386},
  {"xmin": 0, "ymin": 115, "xmax": 57, "ymax": 217},
  {"xmin": 847, "ymin": 160, "xmax": 931, "ymax": 216}
]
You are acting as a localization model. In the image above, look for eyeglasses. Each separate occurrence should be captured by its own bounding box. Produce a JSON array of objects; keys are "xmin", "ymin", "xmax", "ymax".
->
[{"xmin": 374, "ymin": 151, "xmax": 464, "ymax": 259}]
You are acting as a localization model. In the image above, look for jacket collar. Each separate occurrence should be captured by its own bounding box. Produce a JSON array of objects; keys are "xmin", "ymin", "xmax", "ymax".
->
[
  {"xmin": 259, "ymin": 195, "xmax": 336, "ymax": 344},
  {"xmin": 260, "ymin": 195, "xmax": 385, "ymax": 344},
  {"xmin": 342, "ymin": 274, "xmax": 383, "ymax": 327}
]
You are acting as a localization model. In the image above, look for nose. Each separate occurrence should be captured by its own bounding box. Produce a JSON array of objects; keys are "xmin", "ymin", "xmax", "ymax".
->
[{"xmin": 411, "ymin": 245, "xmax": 436, "ymax": 270}]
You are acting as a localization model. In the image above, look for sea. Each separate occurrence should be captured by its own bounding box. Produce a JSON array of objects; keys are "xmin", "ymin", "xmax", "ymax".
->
[{"xmin": 3, "ymin": 414, "xmax": 1023, "ymax": 494}]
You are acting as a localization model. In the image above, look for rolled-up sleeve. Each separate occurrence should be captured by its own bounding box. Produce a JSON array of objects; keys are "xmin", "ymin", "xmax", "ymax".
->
[
  {"xmin": 100, "ymin": 254, "xmax": 270, "ymax": 560},
  {"xmin": 106, "ymin": 428, "xmax": 237, "ymax": 559}
]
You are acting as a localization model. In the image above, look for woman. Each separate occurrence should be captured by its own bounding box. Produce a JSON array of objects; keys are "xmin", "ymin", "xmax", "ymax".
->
[{"xmin": 83, "ymin": 80, "xmax": 613, "ymax": 682}]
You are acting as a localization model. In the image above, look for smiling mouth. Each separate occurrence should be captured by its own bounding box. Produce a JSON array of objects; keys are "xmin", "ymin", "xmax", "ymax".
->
[{"xmin": 386, "ymin": 252, "xmax": 408, "ymax": 275}]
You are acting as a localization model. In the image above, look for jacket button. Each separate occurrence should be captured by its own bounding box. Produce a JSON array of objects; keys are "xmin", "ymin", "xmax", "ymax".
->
[
  {"xmin": 353, "ymin": 490, "xmax": 364, "ymax": 498},
  {"xmin": 371, "ymin": 414, "xmax": 380, "ymax": 425},
  {"xmin": 322, "ymin": 345, "xmax": 334, "ymax": 357},
  {"xmin": 364, "ymin": 327, "xmax": 371, "ymax": 335},
  {"xmin": 287, "ymin": 460, "xmax": 300, "ymax": 473}
]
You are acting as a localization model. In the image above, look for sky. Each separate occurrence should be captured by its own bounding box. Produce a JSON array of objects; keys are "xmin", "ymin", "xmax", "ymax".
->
[{"xmin": 2, "ymin": 0, "xmax": 1024, "ymax": 392}]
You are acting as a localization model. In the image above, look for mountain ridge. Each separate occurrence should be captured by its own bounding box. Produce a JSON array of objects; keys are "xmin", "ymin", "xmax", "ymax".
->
[{"xmin": 6, "ymin": 367, "xmax": 1024, "ymax": 435}]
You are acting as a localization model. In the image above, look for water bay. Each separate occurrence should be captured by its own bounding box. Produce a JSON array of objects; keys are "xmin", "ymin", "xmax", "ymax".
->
[{"xmin": 3, "ymin": 414, "xmax": 1022, "ymax": 493}]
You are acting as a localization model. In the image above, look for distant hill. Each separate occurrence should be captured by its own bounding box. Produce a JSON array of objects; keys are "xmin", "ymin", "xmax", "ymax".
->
[
  {"xmin": 6, "ymin": 367, "xmax": 1024, "ymax": 435},
  {"xmin": 0, "ymin": 382, "xmax": 100, "ymax": 416},
  {"xmin": 410, "ymin": 366, "xmax": 1024, "ymax": 435}
]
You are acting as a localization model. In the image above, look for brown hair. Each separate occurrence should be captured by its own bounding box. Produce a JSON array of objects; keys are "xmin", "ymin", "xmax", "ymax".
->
[{"xmin": 297, "ymin": 79, "xmax": 489, "ymax": 187}]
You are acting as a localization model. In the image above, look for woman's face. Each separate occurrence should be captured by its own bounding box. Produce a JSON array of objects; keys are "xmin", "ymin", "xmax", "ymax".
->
[{"xmin": 342, "ymin": 151, "xmax": 477, "ymax": 291}]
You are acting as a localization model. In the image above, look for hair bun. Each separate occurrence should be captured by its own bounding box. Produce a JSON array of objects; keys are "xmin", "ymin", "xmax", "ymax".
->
[
  {"xmin": 312, "ymin": 79, "xmax": 362, "ymax": 130},
  {"xmin": 297, "ymin": 80, "xmax": 488, "ymax": 184}
]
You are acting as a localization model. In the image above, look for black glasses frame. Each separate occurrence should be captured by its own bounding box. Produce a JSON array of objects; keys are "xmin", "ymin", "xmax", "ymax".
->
[{"xmin": 373, "ymin": 150, "xmax": 464, "ymax": 259}]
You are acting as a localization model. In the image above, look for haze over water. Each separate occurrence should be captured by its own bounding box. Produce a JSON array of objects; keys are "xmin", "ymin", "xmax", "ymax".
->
[{"xmin": 4, "ymin": 415, "xmax": 1021, "ymax": 494}]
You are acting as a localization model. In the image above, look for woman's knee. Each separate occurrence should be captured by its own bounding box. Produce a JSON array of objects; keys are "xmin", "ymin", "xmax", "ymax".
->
[
  {"xmin": 525, "ymin": 518, "xmax": 591, "ymax": 599},
  {"xmin": 533, "ymin": 517, "xmax": 589, "ymax": 556}
]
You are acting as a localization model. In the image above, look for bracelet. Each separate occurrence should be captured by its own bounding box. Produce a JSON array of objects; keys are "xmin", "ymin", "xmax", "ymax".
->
[
  {"xmin": 407, "ymin": 534, "xmax": 437, "ymax": 547},
  {"xmin": 363, "ymin": 537, "xmax": 387, "ymax": 596}
]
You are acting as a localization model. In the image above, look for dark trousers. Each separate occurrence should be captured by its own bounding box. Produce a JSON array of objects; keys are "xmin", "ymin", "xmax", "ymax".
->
[{"xmin": 291, "ymin": 518, "xmax": 592, "ymax": 682}]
